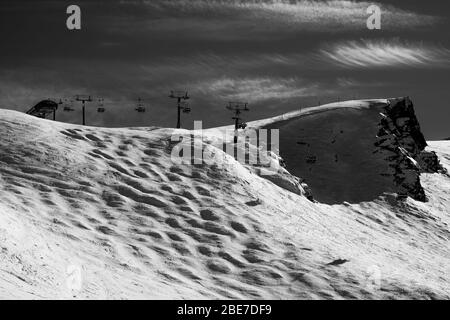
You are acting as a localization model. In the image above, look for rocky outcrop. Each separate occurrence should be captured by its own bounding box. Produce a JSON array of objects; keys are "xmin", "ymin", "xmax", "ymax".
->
[
  {"xmin": 375, "ymin": 97, "xmax": 445, "ymax": 201},
  {"xmin": 375, "ymin": 97, "xmax": 428, "ymax": 201}
]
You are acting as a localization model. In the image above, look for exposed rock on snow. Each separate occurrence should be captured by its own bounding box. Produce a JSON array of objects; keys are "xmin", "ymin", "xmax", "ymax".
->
[
  {"xmin": 0, "ymin": 101, "xmax": 449, "ymax": 299},
  {"xmin": 418, "ymin": 151, "xmax": 447, "ymax": 174}
]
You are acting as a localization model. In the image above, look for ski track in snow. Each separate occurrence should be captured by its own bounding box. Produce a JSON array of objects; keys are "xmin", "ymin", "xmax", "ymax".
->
[{"xmin": 0, "ymin": 101, "xmax": 449, "ymax": 300}]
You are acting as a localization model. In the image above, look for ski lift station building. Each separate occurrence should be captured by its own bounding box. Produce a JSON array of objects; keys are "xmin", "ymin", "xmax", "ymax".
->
[{"xmin": 26, "ymin": 100, "xmax": 58, "ymax": 120}]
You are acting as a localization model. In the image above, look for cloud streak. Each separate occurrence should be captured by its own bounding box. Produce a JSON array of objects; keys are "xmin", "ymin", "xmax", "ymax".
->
[
  {"xmin": 132, "ymin": 0, "xmax": 439, "ymax": 33},
  {"xmin": 320, "ymin": 40, "xmax": 450, "ymax": 68},
  {"xmin": 192, "ymin": 77, "xmax": 327, "ymax": 103}
]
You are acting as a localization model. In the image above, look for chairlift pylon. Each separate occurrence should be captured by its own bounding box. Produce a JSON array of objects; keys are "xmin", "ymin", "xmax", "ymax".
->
[
  {"xmin": 226, "ymin": 101, "xmax": 250, "ymax": 143},
  {"xmin": 169, "ymin": 90, "xmax": 190, "ymax": 128}
]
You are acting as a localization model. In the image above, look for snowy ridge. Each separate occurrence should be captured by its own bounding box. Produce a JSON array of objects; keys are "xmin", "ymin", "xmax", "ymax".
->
[{"xmin": 0, "ymin": 103, "xmax": 449, "ymax": 299}]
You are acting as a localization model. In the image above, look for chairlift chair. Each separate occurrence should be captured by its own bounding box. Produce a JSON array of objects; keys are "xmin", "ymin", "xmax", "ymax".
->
[
  {"xmin": 180, "ymin": 101, "xmax": 190, "ymax": 114},
  {"xmin": 238, "ymin": 122, "xmax": 247, "ymax": 129},
  {"xmin": 135, "ymin": 98, "xmax": 146, "ymax": 113},
  {"xmin": 97, "ymin": 99, "xmax": 105, "ymax": 113},
  {"xmin": 61, "ymin": 99, "xmax": 75, "ymax": 112}
]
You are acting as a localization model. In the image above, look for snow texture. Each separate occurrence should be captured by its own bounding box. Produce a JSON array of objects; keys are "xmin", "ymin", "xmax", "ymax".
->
[{"xmin": 0, "ymin": 98, "xmax": 449, "ymax": 299}]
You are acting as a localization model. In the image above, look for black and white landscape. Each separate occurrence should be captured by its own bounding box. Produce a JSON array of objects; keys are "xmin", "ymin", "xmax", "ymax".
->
[{"xmin": 0, "ymin": 1, "xmax": 449, "ymax": 300}]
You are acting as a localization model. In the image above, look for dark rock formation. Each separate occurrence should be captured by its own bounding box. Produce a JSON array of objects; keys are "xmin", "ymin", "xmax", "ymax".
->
[
  {"xmin": 377, "ymin": 97, "xmax": 446, "ymax": 201},
  {"xmin": 376, "ymin": 97, "xmax": 428, "ymax": 201}
]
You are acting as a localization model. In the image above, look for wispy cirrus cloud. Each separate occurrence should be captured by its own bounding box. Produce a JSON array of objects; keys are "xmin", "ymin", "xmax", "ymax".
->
[
  {"xmin": 128, "ymin": 0, "xmax": 438, "ymax": 33},
  {"xmin": 320, "ymin": 40, "xmax": 450, "ymax": 68},
  {"xmin": 192, "ymin": 77, "xmax": 327, "ymax": 103}
]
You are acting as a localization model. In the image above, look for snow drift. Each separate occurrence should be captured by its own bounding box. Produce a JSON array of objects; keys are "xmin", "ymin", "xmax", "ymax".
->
[{"xmin": 0, "ymin": 98, "xmax": 449, "ymax": 299}]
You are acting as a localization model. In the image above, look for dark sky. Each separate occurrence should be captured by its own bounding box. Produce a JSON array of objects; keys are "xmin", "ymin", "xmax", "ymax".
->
[{"xmin": 0, "ymin": 0, "xmax": 449, "ymax": 139}]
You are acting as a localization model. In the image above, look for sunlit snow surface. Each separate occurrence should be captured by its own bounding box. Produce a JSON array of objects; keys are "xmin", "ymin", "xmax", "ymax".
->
[{"xmin": 0, "ymin": 101, "xmax": 448, "ymax": 299}]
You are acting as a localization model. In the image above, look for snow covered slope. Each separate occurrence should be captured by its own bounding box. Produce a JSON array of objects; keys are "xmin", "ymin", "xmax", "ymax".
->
[{"xmin": 0, "ymin": 101, "xmax": 449, "ymax": 299}]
